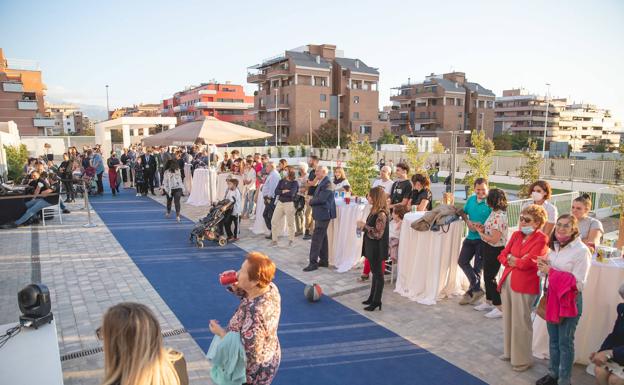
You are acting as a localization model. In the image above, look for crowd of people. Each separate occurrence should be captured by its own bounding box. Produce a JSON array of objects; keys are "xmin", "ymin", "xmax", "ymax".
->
[{"xmin": 4, "ymin": 143, "xmax": 622, "ymax": 385}]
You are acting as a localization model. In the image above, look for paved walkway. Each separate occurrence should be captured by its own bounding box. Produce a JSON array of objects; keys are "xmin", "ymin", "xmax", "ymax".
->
[{"xmin": 0, "ymin": 189, "xmax": 596, "ymax": 385}]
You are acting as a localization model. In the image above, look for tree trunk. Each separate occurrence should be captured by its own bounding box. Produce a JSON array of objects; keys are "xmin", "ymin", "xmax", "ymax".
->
[{"xmin": 617, "ymin": 213, "xmax": 624, "ymax": 249}]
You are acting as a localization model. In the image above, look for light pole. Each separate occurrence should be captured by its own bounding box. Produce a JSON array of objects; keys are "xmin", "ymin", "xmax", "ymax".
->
[
  {"xmin": 542, "ymin": 83, "xmax": 550, "ymax": 157},
  {"xmin": 425, "ymin": 130, "xmax": 470, "ymax": 197},
  {"xmin": 274, "ymin": 88, "xmax": 278, "ymax": 146},
  {"xmin": 336, "ymin": 94, "xmax": 342, "ymax": 149},
  {"xmin": 570, "ymin": 162, "xmax": 575, "ymax": 191},
  {"xmin": 105, "ymin": 85, "xmax": 110, "ymax": 119}
]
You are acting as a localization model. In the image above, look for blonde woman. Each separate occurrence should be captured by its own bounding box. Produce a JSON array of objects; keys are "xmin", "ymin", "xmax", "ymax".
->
[
  {"xmin": 332, "ymin": 166, "xmax": 350, "ymax": 193},
  {"xmin": 99, "ymin": 302, "xmax": 188, "ymax": 385}
]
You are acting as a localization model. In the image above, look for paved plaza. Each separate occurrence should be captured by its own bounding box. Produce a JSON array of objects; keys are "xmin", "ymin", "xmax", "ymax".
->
[{"xmin": 0, "ymin": 191, "xmax": 596, "ymax": 385}]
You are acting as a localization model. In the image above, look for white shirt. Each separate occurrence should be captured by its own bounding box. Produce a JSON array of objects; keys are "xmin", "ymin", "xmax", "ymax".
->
[
  {"xmin": 243, "ymin": 168, "xmax": 257, "ymax": 192},
  {"xmin": 522, "ymin": 200, "xmax": 558, "ymax": 224},
  {"xmin": 547, "ymin": 237, "xmax": 591, "ymax": 291},
  {"xmin": 224, "ymin": 188, "xmax": 242, "ymax": 216},
  {"xmin": 372, "ymin": 178, "xmax": 394, "ymax": 195},
  {"xmin": 262, "ymin": 170, "xmax": 280, "ymax": 198},
  {"xmin": 333, "ymin": 178, "xmax": 350, "ymax": 192},
  {"xmin": 388, "ymin": 218, "xmax": 402, "ymax": 239}
]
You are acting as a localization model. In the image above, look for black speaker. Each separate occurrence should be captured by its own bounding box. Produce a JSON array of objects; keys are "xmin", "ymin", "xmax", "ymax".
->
[{"xmin": 18, "ymin": 283, "xmax": 53, "ymax": 329}]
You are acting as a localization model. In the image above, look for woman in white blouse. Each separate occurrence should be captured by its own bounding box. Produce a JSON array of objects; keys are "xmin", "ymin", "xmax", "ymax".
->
[
  {"xmin": 161, "ymin": 159, "xmax": 185, "ymax": 222},
  {"xmin": 332, "ymin": 167, "xmax": 350, "ymax": 193},
  {"xmin": 522, "ymin": 180, "xmax": 558, "ymax": 236},
  {"xmin": 535, "ymin": 214, "xmax": 591, "ymax": 385},
  {"xmin": 571, "ymin": 193, "xmax": 604, "ymax": 247}
]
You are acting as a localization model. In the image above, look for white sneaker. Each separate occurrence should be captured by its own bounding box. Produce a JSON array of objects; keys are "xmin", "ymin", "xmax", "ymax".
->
[
  {"xmin": 484, "ymin": 307, "xmax": 503, "ymax": 319},
  {"xmin": 473, "ymin": 302, "xmax": 494, "ymax": 312},
  {"xmin": 135, "ymin": 193, "xmax": 140, "ymax": 197}
]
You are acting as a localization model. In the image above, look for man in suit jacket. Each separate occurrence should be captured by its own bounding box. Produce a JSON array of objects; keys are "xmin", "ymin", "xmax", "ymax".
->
[
  {"xmin": 141, "ymin": 148, "xmax": 158, "ymax": 195},
  {"xmin": 303, "ymin": 166, "xmax": 336, "ymax": 272}
]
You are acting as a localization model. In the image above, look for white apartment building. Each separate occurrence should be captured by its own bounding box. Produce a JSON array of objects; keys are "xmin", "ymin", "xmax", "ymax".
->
[{"xmin": 495, "ymin": 89, "xmax": 622, "ymax": 151}]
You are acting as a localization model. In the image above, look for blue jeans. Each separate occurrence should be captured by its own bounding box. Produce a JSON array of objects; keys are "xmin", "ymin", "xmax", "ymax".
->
[
  {"xmin": 547, "ymin": 294, "xmax": 583, "ymax": 385},
  {"xmin": 243, "ymin": 190, "xmax": 256, "ymax": 217},
  {"xmin": 15, "ymin": 199, "xmax": 52, "ymax": 225},
  {"xmin": 458, "ymin": 238, "xmax": 483, "ymax": 294}
]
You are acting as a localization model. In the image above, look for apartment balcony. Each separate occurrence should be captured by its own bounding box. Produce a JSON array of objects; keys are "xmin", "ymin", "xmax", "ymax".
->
[
  {"xmin": 173, "ymin": 105, "xmax": 188, "ymax": 113},
  {"xmin": 195, "ymin": 101, "xmax": 254, "ymax": 110},
  {"xmin": 198, "ymin": 89, "xmax": 217, "ymax": 95},
  {"xmin": 33, "ymin": 117, "xmax": 56, "ymax": 127},
  {"xmin": 266, "ymin": 68, "xmax": 290, "ymax": 78},
  {"xmin": 266, "ymin": 103, "xmax": 290, "ymax": 112},
  {"xmin": 262, "ymin": 119, "xmax": 290, "ymax": 127},
  {"xmin": 247, "ymin": 72, "xmax": 267, "ymax": 83},
  {"xmin": 17, "ymin": 100, "xmax": 38, "ymax": 110},
  {"xmin": 2, "ymin": 82, "xmax": 24, "ymax": 92},
  {"xmin": 494, "ymin": 115, "xmax": 559, "ymax": 123}
]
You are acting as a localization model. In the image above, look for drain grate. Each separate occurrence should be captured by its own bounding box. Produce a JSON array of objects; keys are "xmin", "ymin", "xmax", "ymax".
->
[{"xmin": 60, "ymin": 327, "xmax": 188, "ymax": 362}]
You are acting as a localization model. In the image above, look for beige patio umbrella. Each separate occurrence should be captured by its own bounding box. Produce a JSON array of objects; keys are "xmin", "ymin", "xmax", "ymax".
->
[{"xmin": 142, "ymin": 117, "xmax": 271, "ymax": 147}]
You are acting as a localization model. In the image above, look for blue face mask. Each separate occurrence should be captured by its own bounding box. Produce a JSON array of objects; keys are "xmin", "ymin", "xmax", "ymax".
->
[{"xmin": 520, "ymin": 226, "xmax": 534, "ymax": 235}]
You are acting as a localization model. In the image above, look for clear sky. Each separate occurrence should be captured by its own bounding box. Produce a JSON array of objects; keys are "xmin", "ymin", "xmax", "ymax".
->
[{"xmin": 1, "ymin": 0, "xmax": 623, "ymax": 120}]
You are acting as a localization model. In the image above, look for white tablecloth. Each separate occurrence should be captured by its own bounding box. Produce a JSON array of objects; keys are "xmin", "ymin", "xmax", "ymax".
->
[
  {"xmin": 327, "ymin": 201, "xmax": 371, "ymax": 272},
  {"xmin": 532, "ymin": 258, "xmax": 624, "ymax": 365},
  {"xmin": 183, "ymin": 163, "xmax": 192, "ymax": 193},
  {"xmin": 394, "ymin": 214, "xmax": 468, "ymax": 305},
  {"xmin": 186, "ymin": 168, "xmax": 217, "ymax": 206},
  {"xmin": 216, "ymin": 173, "xmax": 244, "ymax": 201}
]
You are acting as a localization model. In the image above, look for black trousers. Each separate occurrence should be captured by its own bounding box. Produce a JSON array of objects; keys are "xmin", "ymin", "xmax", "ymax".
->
[
  {"xmin": 480, "ymin": 241, "xmax": 503, "ymax": 306},
  {"xmin": 144, "ymin": 171, "xmax": 155, "ymax": 193},
  {"xmin": 96, "ymin": 172, "xmax": 104, "ymax": 194},
  {"xmin": 308, "ymin": 219, "xmax": 330, "ymax": 265},
  {"xmin": 365, "ymin": 242, "xmax": 385, "ymax": 305},
  {"xmin": 458, "ymin": 238, "xmax": 483, "ymax": 294},
  {"xmin": 63, "ymin": 180, "xmax": 74, "ymax": 200},
  {"xmin": 262, "ymin": 197, "xmax": 275, "ymax": 230},
  {"xmin": 166, "ymin": 188, "xmax": 183, "ymax": 215},
  {"xmin": 223, "ymin": 213, "xmax": 239, "ymax": 238}
]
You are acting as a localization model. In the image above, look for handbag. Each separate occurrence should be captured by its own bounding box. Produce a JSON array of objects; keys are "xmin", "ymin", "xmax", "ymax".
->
[{"xmin": 536, "ymin": 291, "xmax": 547, "ymax": 320}]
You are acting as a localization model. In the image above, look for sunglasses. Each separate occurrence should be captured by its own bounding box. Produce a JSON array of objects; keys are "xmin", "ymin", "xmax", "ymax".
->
[{"xmin": 519, "ymin": 216, "xmax": 533, "ymax": 223}]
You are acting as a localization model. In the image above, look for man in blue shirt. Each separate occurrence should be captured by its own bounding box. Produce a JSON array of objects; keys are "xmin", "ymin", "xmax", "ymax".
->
[
  {"xmin": 457, "ymin": 177, "xmax": 492, "ymax": 305},
  {"xmin": 91, "ymin": 148, "xmax": 105, "ymax": 195}
]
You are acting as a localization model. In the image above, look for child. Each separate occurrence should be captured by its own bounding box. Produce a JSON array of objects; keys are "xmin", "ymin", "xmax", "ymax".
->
[
  {"xmin": 222, "ymin": 178, "xmax": 242, "ymax": 241},
  {"xmin": 359, "ymin": 205, "xmax": 407, "ymax": 281}
]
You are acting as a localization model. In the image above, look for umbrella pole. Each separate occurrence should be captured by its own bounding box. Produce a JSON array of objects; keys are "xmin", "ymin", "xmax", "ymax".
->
[{"xmin": 207, "ymin": 144, "xmax": 213, "ymax": 203}]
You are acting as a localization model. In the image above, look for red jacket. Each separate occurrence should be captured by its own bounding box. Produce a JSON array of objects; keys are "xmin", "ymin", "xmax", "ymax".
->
[
  {"xmin": 497, "ymin": 230, "xmax": 549, "ymax": 295},
  {"xmin": 546, "ymin": 269, "xmax": 578, "ymax": 323}
]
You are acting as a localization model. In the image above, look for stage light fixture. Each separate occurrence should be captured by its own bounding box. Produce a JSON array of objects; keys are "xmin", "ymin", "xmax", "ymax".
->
[{"xmin": 17, "ymin": 283, "xmax": 53, "ymax": 329}]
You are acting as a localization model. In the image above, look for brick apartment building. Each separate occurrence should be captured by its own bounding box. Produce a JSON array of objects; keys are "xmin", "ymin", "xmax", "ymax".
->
[
  {"xmin": 389, "ymin": 72, "xmax": 495, "ymax": 147},
  {"xmin": 0, "ymin": 48, "xmax": 55, "ymax": 135},
  {"xmin": 495, "ymin": 88, "xmax": 622, "ymax": 151},
  {"xmin": 247, "ymin": 44, "xmax": 388, "ymax": 145},
  {"xmin": 161, "ymin": 83, "xmax": 254, "ymax": 125}
]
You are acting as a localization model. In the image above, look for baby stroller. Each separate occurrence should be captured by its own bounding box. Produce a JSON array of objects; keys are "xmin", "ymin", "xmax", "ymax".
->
[{"xmin": 189, "ymin": 199, "xmax": 234, "ymax": 248}]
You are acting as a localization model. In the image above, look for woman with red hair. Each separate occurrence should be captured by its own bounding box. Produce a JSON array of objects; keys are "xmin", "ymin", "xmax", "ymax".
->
[{"xmin": 209, "ymin": 252, "xmax": 281, "ymax": 385}]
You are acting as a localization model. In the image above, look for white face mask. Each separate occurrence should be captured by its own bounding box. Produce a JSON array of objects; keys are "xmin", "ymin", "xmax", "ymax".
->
[{"xmin": 531, "ymin": 191, "xmax": 544, "ymax": 202}]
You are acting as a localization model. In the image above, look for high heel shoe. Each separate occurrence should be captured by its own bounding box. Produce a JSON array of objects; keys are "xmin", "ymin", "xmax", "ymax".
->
[
  {"xmin": 363, "ymin": 303, "xmax": 382, "ymax": 311},
  {"xmin": 362, "ymin": 299, "xmax": 372, "ymax": 305}
]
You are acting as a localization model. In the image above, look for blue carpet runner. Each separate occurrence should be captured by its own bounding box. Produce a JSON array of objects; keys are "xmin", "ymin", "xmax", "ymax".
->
[{"xmin": 90, "ymin": 187, "xmax": 486, "ymax": 385}]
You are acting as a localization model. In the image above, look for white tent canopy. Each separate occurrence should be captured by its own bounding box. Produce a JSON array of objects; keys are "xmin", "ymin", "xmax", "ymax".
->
[{"xmin": 142, "ymin": 117, "xmax": 271, "ymax": 147}]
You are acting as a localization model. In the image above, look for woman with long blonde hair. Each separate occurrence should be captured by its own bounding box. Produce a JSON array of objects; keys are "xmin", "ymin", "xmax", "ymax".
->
[
  {"xmin": 100, "ymin": 302, "xmax": 187, "ymax": 385},
  {"xmin": 357, "ymin": 186, "xmax": 389, "ymax": 311}
]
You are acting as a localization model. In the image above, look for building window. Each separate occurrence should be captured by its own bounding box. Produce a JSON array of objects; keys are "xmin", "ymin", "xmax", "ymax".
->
[
  {"xmin": 320, "ymin": 110, "xmax": 327, "ymax": 119},
  {"xmin": 353, "ymin": 112, "xmax": 359, "ymax": 119},
  {"xmin": 320, "ymin": 94, "xmax": 327, "ymax": 102},
  {"xmin": 458, "ymin": 112, "xmax": 463, "ymax": 118},
  {"xmin": 354, "ymin": 96, "xmax": 359, "ymax": 104},
  {"xmin": 359, "ymin": 125, "xmax": 371, "ymax": 135}
]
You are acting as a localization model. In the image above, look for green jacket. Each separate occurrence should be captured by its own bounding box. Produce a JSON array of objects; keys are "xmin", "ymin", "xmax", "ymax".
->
[{"xmin": 206, "ymin": 332, "xmax": 247, "ymax": 385}]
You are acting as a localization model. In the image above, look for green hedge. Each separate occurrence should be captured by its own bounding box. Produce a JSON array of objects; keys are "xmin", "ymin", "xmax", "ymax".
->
[{"xmin": 4, "ymin": 144, "xmax": 28, "ymax": 181}]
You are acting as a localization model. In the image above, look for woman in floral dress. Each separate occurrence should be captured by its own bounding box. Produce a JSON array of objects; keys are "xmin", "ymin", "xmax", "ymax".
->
[{"xmin": 209, "ymin": 252, "xmax": 281, "ymax": 385}]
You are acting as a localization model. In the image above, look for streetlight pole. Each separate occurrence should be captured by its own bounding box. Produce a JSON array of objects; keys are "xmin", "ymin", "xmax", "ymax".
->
[
  {"xmin": 309, "ymin": 110, "xmax": 312, "ymax": 147},
  {"xmin": 336, "ymin": 94, "xmax": 342, "ymax": 149},
  {"xmin": 542, "ymin": 83, "xmax": 550, "ymax": 157},
  {"xmin": 274, "ymin": 88, "xmax": 278, "ymax": 146},
  {"xmin": 105, "ymin": 85, "xmax": 110, "ymax": 119}
]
